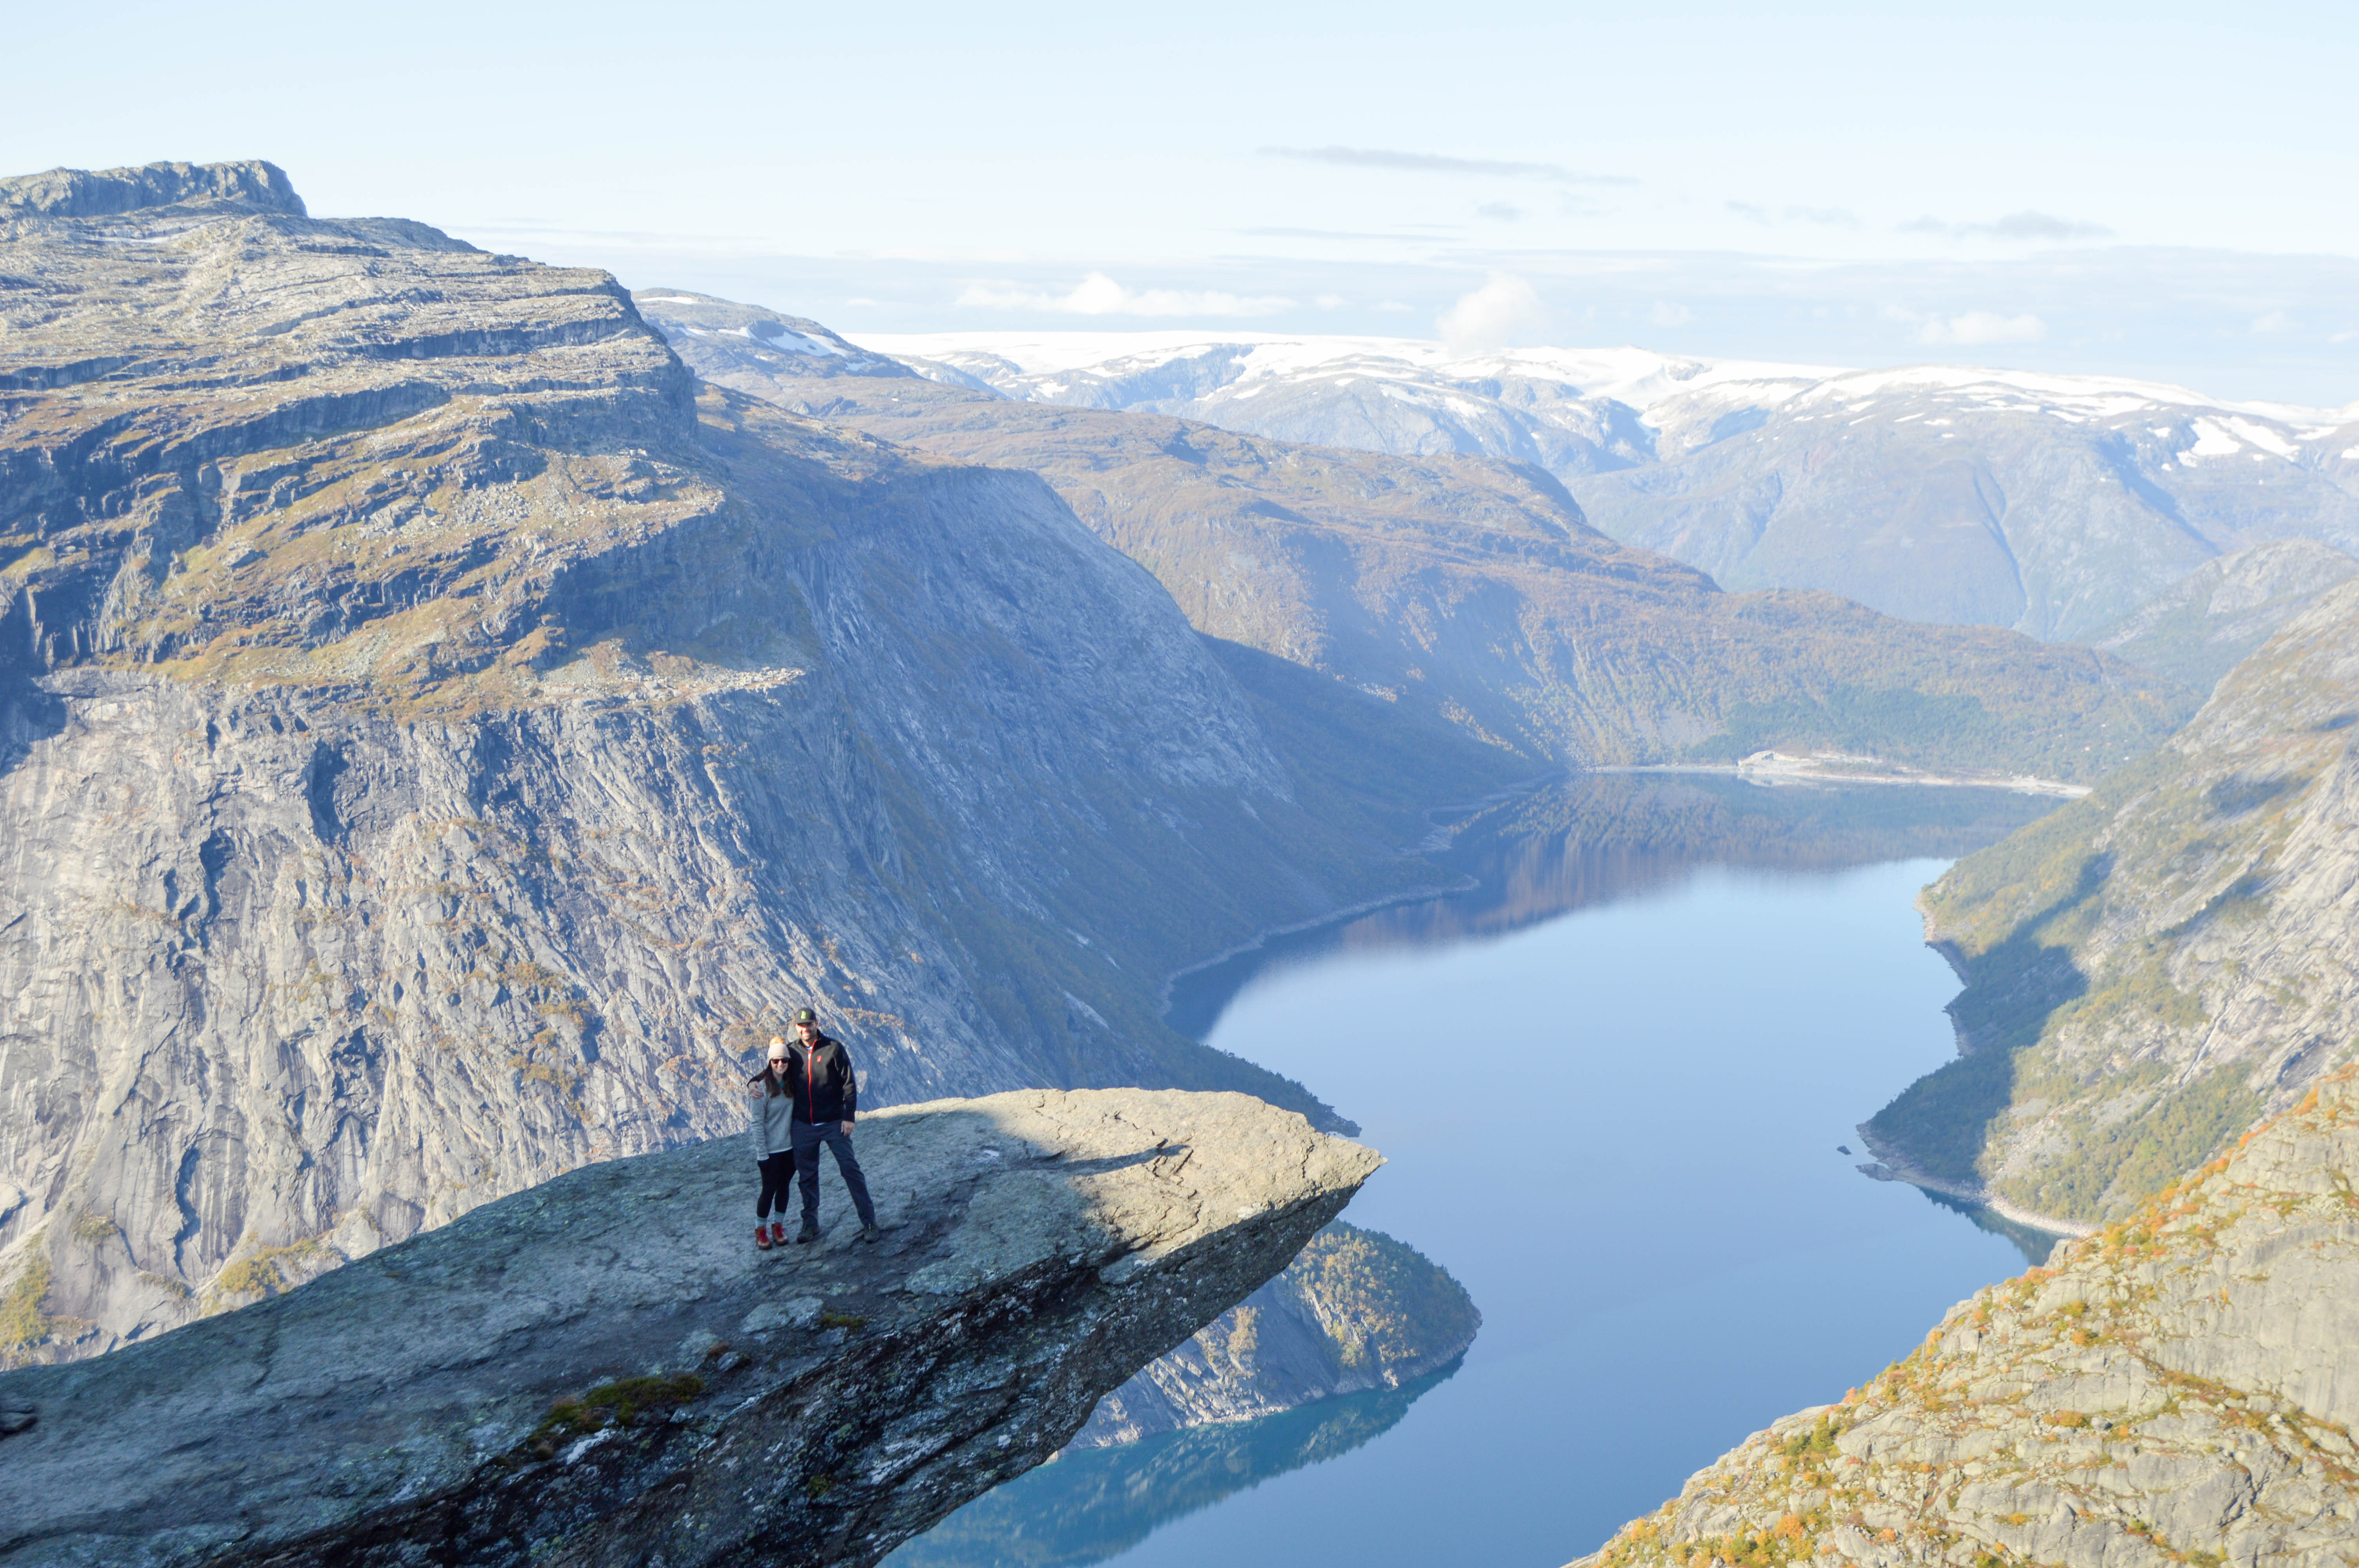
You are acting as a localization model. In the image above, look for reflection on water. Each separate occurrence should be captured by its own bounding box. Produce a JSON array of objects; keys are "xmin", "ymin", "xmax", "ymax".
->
[
  {"xmin": 1918, "ymin": 1187, "xmax": 2059, "ymax": 1269},
  {"xmin": 900, "ymin": 773, "xmax": 2071, "ymax": 1568},
  {"xmin": 889, "ymin": 1363, "xmax": 1460, "ymax": 1568},
  {"xmin": 1169, "ymin": 773, "xmax": 2058, "ymax": 1036}
]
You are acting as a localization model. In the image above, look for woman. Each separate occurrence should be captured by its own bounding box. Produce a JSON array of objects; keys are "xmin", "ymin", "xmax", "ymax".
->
[{"xmin": 747, "ymin": 1036, "xmax": 798, "ymax": 1249}]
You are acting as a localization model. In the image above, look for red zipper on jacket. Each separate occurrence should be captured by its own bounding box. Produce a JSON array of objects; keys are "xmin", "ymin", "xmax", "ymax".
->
[{"xmin": 802, "ymin": 1042, "xmax": 816, "ymax": 1123}]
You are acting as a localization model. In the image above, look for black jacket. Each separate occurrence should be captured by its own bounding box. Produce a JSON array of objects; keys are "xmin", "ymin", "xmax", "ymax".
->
[{"xmin": 772, "ymin": 1032, "xmax": 858, "ymax": 1125}]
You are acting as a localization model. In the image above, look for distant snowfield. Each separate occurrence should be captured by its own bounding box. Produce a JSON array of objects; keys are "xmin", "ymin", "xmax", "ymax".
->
[
  {"xmin": 829, "ymin": 327, "xmax": 2359, "ymax": 644},
  {"xmin": 846, "ymin": 330, "xmax": 2357, "ymax": 428}
]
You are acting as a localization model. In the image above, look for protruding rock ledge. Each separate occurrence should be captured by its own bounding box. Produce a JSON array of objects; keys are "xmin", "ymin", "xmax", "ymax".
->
[{"xmin": 0, "ymin": 1089, "xmax": 1380, "ymax": 1568}]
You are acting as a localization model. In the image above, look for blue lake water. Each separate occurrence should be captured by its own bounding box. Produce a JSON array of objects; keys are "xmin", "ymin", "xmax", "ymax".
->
[{"xmin": 893, "ymin": 777, "xmax": 2061, "ymax": 1568}]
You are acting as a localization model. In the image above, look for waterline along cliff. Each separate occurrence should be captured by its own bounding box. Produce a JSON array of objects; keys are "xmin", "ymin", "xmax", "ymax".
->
[
  {"xmin": 0, "ymin": 1089, "xmax": 1379, "ymax": 1567},
  {"xmin": 1866, "ymin": 575, "xmax": 2359, "ymax": 1227},
  {"xmin": 1578, "ymin": 1069, "xmax": 2359, "ymax": 1568},
  {"xmin": 0, "ymin": 160, "xmax": 1441, "ymax": 1363}
]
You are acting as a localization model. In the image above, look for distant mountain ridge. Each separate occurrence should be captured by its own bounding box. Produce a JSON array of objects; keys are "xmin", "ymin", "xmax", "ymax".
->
[
  {"xmin": 851, "ymin": 330, "xmax": 2359, "ymax": 644},
  {"xmin": 641, "ymin": 290, "xmax": 2192, "ymax": 787}
]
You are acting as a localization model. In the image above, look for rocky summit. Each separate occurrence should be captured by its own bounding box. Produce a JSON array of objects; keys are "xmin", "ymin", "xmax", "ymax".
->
[
  {"xmin": 0, "ymin": 163, "xmax": 1438, "ymax": 1364},
  {"xmin": 0, "ymin": 1087, "xmax": 1381, "ymax": 1568},
  {"xmin": 1576, "ymin": 1069, "xmax": 2359, "ymax": 1568}
]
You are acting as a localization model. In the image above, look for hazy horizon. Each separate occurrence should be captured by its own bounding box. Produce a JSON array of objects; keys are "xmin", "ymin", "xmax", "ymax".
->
[{"xmin": 9, "ymin": 0, "xmax": 2357, "ymax": 403}]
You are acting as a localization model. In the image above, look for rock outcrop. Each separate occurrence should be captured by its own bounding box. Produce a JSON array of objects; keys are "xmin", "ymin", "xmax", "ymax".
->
[
  {"xmin": 1575, "ymin": 1069, "xmax": 2359, "ymax": 1568},
  {"xmin": 0, "ymin": 164, "xmax": 1446, "ymax": 1363},
  {"xmin": 1867, "ymin": 576, "xmax": 2359, "ymax": 1225},
  {"xmin": 636, "ymin": 291, "xmax": 2192, "ymax": 785},
  {"xmin": 2086, "ymin": 539, "xmax": 2359, "ymax": 695},
  {"xmin": 0, "ymin": 1088, "xmax": 1380, "ymax": 1568},
  {"xmin": 1069, "ymin": 1218, "xmax": 1477, "ymax": 1448}
]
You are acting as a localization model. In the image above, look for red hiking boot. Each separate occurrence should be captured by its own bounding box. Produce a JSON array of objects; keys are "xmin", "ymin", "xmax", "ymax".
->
[
  {"xmin": 754, "ymin": 1223, "xmax": 773, "ymax": 1251},
  {"xmin": 769, "ymin": 1221, "xmax": 788, "ymax": 1248}
]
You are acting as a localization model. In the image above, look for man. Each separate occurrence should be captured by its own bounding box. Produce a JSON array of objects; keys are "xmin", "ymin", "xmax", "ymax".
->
[{"xmin": 775, "ymin": 1006, "xmax": 881, "ymax": 1244}]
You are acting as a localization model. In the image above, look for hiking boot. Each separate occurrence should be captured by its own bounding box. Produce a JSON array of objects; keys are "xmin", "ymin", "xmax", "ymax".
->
[
  {"xmin": 858, "ymin": 1223, "xmax": 883, "ymax": 1245},
  {"xmin": 795, "ymin": 1221, "xmax": 820, "ymax": 1245},
  {"xmin": 769, "ymin": 1221, "xmax": 787, "ymax": 1248},
  {"xmin": 754, "ymin": 1224, "xmax": 773, "ymax": 1251}
]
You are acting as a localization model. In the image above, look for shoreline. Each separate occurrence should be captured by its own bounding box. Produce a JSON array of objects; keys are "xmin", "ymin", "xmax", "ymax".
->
[
  {"xmin": 1590, "ymin": 755, "xmax": 2091, "ymax": 799},
  {"xmin": 1157, "ymin": 770, "xmax": 1556, "ymax": 1022},
  {"xmin": 1854, "ymin": 1122, "xmax": 2096, "ymax": 1240}
]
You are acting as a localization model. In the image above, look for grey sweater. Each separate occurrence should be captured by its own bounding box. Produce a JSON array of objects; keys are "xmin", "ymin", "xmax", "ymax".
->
[{"xmin": 749, "ymin": 1085, "xmax": 796, "ymax": 1161}]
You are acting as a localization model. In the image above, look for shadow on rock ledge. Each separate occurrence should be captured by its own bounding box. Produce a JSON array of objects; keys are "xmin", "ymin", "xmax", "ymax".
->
[{"xmin": 0, "ymin": 1089, "xmax": 1379, "ymax": 1568}]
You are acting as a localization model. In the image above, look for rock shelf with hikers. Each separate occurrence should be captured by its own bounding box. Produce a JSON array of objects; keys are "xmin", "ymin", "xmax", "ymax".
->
[{"xmin": 749, "ymin": 1007, "xmax": 882, "ymax": 1248}]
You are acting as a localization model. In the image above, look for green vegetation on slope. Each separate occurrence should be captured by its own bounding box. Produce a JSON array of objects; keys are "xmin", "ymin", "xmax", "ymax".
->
[{"xmin": 1865, "ymin": 580, "xmax": 2359, "ymax": 1223}]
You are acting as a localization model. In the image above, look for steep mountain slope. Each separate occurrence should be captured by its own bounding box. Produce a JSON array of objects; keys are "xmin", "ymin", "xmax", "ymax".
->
[
  {"xmin": 1579, "ymin": 1068, "xmax": 2359, "ymax": 1568},
  {"xmin": 2088, "ymin": 539, "xmax": 2359, "ymax": 693},
  {"xmin": 642, "ymin": 293, "xmax": 2190, "ymax": 784},
  {"xmin": 1865, "ymin": 576, "xmax": 2359, "ymax": 1225},
  {"xmin": 0, "ymin": 163, "xmax": 1443, "ymax": 1364},
  {"xmin": 851, "ymin": 331, "xmax": 2359, "ymax": 643}
]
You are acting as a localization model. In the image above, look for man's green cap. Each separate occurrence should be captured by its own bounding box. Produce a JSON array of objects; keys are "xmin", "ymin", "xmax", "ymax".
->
[{"xmin": 793, "ymin": 1007, "xmax": 817, "ymax": 1024}]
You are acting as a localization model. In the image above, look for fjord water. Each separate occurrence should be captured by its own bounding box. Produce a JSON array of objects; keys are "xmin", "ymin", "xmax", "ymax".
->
[{"xmin": 893, "ymin": 777, "xmax": 2061, "ymax": 1568}]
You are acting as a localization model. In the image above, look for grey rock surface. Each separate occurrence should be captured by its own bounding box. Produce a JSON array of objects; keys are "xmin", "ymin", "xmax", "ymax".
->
[
  {"xmin": 1873, "ymin": 574, "xmax": 2359, "ymax": 1223},
  {"xmin": 2086, "ymin": 538, "xmax": 2359, "ymax": 693},
  {"xmin": 1572, "ymin": 1071, "xmax": 2359, "ymax": 1568},
  {"xmin": 0, "ymin": 1087, "xmax": 1382, "ymax": 1568},
  {"xmin": 0, "ymin": 163, "xmax": 1441, "ymax": 1364},
  {"xmin": 1069, "ymin": 1217, "xmax": 1478, "ymax": 1447}
]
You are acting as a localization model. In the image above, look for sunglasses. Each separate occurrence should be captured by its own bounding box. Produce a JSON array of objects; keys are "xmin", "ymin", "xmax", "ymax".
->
[{"xmin": 768, "ymin": 1056, "xmax": 788, "ymax": 1066}]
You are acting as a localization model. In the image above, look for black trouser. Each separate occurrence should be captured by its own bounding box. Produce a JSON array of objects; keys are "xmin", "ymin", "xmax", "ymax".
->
[
  {"xmin": 756, "ymin": 1154, "xmax": 794, "ymax": 1220},
  {"xmin": 792, "ymin": 1120, "xmax": 877, "ymax": 1228}
]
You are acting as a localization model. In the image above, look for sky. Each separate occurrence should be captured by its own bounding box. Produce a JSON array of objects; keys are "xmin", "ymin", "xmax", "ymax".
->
[{"xmin": 9, "ymin": 0, "xmax": 2358, "ymax": 403}]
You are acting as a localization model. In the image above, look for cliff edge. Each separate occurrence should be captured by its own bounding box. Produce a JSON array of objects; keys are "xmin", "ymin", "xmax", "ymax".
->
[{"xmin": 0, "ymin": 1088, "xmax": 1380, "ymax": 1568}]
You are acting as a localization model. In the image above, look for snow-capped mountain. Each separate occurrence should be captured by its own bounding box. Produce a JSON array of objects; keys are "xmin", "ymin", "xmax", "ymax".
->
[{"xmin": 853, "ymin": 331, "xmax": 2359, "ymax": 643}]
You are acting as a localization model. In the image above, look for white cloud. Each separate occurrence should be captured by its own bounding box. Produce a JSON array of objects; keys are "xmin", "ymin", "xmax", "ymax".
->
[
  {"xmin": 1437, "ymin": 273, "xmax": 1550, "ymax": 355},
  {"xmin": 1649, "ymin": 301, "xmax": 1695, "ymax": 328},
  {"xmin": 1911, "ymin": 310, "xmax": 2049, "ymax": 345},
  {"xmin": 2249, "ymin": 310, "xmax": 2291, "ymax": 334},
  {"xmin": 954, "ymin": 272, "xmax": 1294, "ymax": 317},
  {"xmin": 1725, "ymin": 201, "xmax": 1860, "ymax": 228},
  {"xmin": 1259, "ymin": 146, "xmax": 1636, "ymax": 185},
  {"xmin": 1898, "ymin": 211, "xmax": 2113, "ymax": 242}
]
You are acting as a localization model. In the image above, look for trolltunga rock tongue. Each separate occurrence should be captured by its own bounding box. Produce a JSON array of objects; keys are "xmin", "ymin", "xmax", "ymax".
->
[{"xmin": 0, "ymin": 1089, "xmax": 1380, "ymax": 1568}]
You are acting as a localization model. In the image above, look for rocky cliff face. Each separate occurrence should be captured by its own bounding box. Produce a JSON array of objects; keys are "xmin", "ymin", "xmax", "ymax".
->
[
  {"xmin": 0, "ymin": 1088, "xmax": 1380, "ymax": 1568},
  {"xmin": 1866, "ymin": 577, "xmax": 2359, "ymax": 1225},
  {"xmin": 1069, "ymin": 1218, "xmax": 1477, "ymax": 1448},
  {"xmin": 2087, "ymin": 539, "xmax": 2359, "ymax": 695},
  {"xmin": 0, "ymin": 163, "xmax": 1443, "ymax": 1365},
  {"xmin": 1576, "ymin": 1069, "xmax": 2359, "ymax": 1568},
  {"xmin": 637, "ymin": 293, "xmax": 2192, "ymax": 786}
]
